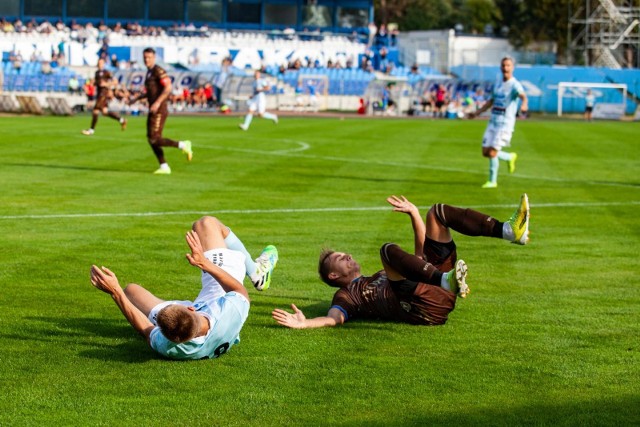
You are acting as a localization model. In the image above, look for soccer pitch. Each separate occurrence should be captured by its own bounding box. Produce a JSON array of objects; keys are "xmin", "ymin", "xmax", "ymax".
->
[{"xmin": 1, "ymin": 114, "xmax": 638, "ymax": 426}]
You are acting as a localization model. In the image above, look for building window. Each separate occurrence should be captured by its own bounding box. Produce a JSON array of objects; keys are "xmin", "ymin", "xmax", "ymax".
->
[
  {"xmin": 25, "ymin": 0, "xmax": 63, "ymax": 16},
  {"xmin": 187, "ymin": 0, "xmax": 222, "ymax": 23},
  {"xmin": 302, "ymin": 5, "xmax": 332, "ymax": 28},
  {"xmin": 149, "ymin": 0, "xmax": 186, "ymax": 21},
  {"xmin": 337, "ymin": 7, "xmax": 368, "ymax": 28},
  {"xmin": 108, "ymin": 0, "xmax": 145, "ymax": 20},
  {"xmin": 227, "ymin": 2, "xmax": 261, "ymax": 24},
  {"xmin": 264, "ymin": 4, "xmax": 297, "ymax": 26}
]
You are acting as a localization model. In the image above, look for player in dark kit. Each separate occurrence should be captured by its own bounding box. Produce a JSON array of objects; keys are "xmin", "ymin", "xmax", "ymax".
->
[
  {"xmin": 272, "ymin": 194, "xmax": 530, "ymax": 328},
  {"xmin": 128, "ymin": 48, "xmax": 193, "ymax": 175},
  {"xmin": 82, "ymin": 57, "xmax": 126, "ymax": 135}
]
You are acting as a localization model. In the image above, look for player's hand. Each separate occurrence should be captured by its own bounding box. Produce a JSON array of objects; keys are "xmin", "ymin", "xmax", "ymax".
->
[
  {"xmin": 272, "ymin": 304, "xmax": 307, "ymax": 329},
  {"xmin": 150, "ymin": 102, "xmax": 160, "ymax": 113},
  {"xmin": 90, "ymin": 265, "xmax": 121, "ymax": 294},
  {"xmin": 185, "ymin": 230, "xmax": 206, "ymax": 269},
  {"xmin": 387, "ymin": 195, "xmax": 419, "ymax": 216}
]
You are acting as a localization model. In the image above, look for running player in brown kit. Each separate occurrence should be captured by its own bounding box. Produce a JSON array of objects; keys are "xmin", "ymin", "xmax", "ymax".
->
[
  {"xmin": 82, "ymin": 57, "xmax": 126, "ymax": 135},
  {"xmin": 128, "ymin": 47, "xmax": 193, "ymax": 175},
  {"xmin": 272, "ymin": 194, "xmax": 530, "ymax": 328}
]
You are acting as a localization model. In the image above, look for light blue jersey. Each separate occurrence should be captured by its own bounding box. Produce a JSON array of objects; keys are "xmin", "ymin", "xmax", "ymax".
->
[
  {"xmin": 150, "ymin": 292, "xmax": 249, "ymax": 360},
  {"xmin": 253, "ymin": 78, "xmax": 269, "ymax": 97},
  {"xmin": 488, "ymin": 76, "xmax": 524, "ymax": 132}
]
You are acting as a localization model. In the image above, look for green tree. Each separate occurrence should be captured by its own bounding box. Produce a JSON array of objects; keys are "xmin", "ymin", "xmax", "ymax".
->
[{"xmin": 462, "ymin": 0, "xmax": 502, "ymax": 34}]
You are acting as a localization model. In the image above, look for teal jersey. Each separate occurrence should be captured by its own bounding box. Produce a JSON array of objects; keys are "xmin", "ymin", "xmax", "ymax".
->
[
  {"xmin": 150, "ymin": 292, "xmax": 249, "ymax": 360},
  {"xmin": 488, "ymin": 76, "xmax": 524, "ymax": 132}
]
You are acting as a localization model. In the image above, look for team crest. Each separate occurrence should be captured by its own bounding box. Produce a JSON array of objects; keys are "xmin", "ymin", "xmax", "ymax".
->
[{"xmin": 400, "ymin": 301, "xmax": 411, "ymax": 312}]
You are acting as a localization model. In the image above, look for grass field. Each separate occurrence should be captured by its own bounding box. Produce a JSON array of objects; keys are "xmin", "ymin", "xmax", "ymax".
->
[{"xmin": 0, "ymin": 114, "xmax": 638, "ymax": 426}]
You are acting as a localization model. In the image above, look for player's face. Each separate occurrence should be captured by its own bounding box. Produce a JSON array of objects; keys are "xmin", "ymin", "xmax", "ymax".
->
[
  {"xmin": 501, "ymin": 59, "xmax": 514, "ymax": 79},
  {"xmin": 97, "ymin": 59, "xmax": 105, "ymax": 70},
  {"xmin": 143, "ymin": 52, "xmax": 156, "ymax": 69},
  {"xmin": 327, "ymin": 252, "xmax": 360, "ymax": 279}
]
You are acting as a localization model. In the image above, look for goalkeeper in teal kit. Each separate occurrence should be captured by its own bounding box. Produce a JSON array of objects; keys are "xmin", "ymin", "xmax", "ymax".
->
[{"xmin": 90, "ymin": 216, "xmax": 278, "ymax": 360}]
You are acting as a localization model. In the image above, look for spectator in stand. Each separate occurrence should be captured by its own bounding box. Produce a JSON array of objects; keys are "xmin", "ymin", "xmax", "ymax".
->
[
  {"xmin": 433, "ymin": 84, "xmax": 448, "ymax": 118},
  {"xmin": 376, "ymin": 24, "xmax": 389, "ymax": 47},
  {"xmin": 84, "ymin": 79, "xmax": 97, "ymax": 102},
  {"xmin": 214, "ymin": 57, "xmax": 231, "ymax": 106},
  {"xmin": 204, "ymin": 83, "xmax": 215, "ymax": 108},
  {"xmin": 68, "ymin": 76, "xmax": 81, "ymax": 94},
  {"xmin": 10, "ymin": 50, "xmax": 23, "ymax": 72},
  {"xmin": 367, "ymin": 21, "xmax": 377, "ymax": 47},
  {"xmin": 378, "ymin": 47, "xmax": 391, "ymax": 73},
  {"xmin": 2, "ymin": 19, "xmax": 15, "ymax": 33}
]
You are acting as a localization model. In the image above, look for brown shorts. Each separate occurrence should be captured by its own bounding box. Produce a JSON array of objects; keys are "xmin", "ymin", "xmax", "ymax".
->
[
  {"xmin": 147, "ymin": 104, "xmax": 168, "ymax": 142},
  {"xmin": 94, "ymin": 92, "xmax": 110, "ymax": 110},
  {"xmin": 402, "ymin": 283, "xmax": 456, "ymax": 325},
  {"xmin": 423, "ymin": 237, "xmax": 457, "ymax": 273}
]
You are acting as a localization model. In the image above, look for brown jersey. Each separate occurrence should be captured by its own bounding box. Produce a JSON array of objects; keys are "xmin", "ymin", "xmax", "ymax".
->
[
  {"xmin": 94, "ymin": 69, "xmax": 112, "ymax": 96},
  {"xmin": 145, "ymin": 64, "xmax": 171, "ymax": 106},
  {"xmin": 331, "ymin": 271, "xmax": 456, "ymax": 326}
]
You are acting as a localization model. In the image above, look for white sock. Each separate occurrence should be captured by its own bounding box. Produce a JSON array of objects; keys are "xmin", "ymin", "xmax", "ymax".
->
[
  {"xmin": 119, "ymin": 117, "xmax": 125, "ymax": 123},
  {"xmin": 502, "ymin": 222, "xmax": 515, "ymax": 241},
  {"xmin": 440, "ymin": 273, "xmax": 451, "ymax": 291},
  {"xmin": 263, "ymin": 112, "xmax": 277, "ymax": 122},
  {"xmin": 178, "ymin": 141, "xmax": 185, "ymax": 149},
  {"xmin": 497, "ymin": 151, "xmax": 512, "ymax": 161},
  {"xmin": 159, "ymin": 163, "xmax": 170, "ymax": 170}
]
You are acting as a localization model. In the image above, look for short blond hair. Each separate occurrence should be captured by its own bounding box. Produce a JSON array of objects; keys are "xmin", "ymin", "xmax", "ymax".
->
[{"xmin": 156, "ymin": 305, "xmax": 199, "ymax": 343}]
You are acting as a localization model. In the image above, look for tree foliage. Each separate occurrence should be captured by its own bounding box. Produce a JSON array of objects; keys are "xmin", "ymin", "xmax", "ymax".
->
[{"xmin": 374, "ymin": 0, "xmax": 584, "ymax": 60}]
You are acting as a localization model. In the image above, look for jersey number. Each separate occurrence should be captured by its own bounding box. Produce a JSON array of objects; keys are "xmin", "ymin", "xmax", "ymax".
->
[{"xmin": 213, "ymin": 342, "xmax": 230, "ymax": 358}]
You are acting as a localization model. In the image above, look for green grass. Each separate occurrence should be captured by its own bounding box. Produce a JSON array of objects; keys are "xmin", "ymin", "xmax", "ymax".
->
[{"xmin": 0, "ymin": 114, "xmax": 638, "ymax": 426}]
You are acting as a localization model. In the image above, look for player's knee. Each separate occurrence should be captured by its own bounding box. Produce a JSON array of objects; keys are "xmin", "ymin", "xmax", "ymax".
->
[
  {"xmin": 101, "ymin": 108, "xmax": 109, "ymax": 115},
  {"xmin": 148, "ymin": 137, "xmax": 160, "ymax": 146},
  {"xmin": 193, "ymin": 215, "xmax": 222, "ymax": 231},
  {"xmin": 429, "ymin": 204, "xmax": 446, "ymax": 226},
  {"xmin": 124, "ymin": 283, "xmax": 142, "ymax": 297}
]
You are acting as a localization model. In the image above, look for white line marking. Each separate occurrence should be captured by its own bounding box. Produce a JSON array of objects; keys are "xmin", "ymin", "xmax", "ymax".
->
[{"xmin": 2, "ymin": 201, "xmax": 639, "ymax": 220}]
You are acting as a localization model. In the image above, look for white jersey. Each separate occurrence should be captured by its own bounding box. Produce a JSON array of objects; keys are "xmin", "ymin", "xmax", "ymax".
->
[
  {"xmin": 488, "ymin": 76, "xmax": 524, "ymax": 132},
  {"xmin": 247, "ymin": 77, "xmax": 269, "ymax": 113}
]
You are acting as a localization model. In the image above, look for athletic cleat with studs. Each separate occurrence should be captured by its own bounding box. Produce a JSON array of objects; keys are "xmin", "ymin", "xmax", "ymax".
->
[
  {"xmin": 81, "ymin": 129, "xmax": 94, "ymax": 136},
  {"xmin": 508, "ymin": 193, "xmax": 530, "ymax": 245},
  {"xmin": 182, "ymin": 140, "xmax": 193, "ymax": 162},
  {"xmin": 120, "ymin": 119, "xmax": 127, "ymax": 131},
  {"xmin": 508, "ymin": 153, "xmax": 518, "ymax": 174},
  {"xmin": 481, "ymin": 181, "xmax": 498, "ymax": 189},
  {"xmin": 238, "ymin": 124, "xmax": 248, "ymax": 131},
  {"xmin": 252, "ymin": 245, "xmax": 278, "ymax": 291},
  {"xmin": 446, "ymin": 259, "xmax": 469, "ymax": 298}
]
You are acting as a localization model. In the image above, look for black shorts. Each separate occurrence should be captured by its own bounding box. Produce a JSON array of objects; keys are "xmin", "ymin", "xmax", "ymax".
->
[
  {"xmin": 585, "ymin": 106, "xmax": 593, "ymax": 113},
  {"xmin": 422, "ymin": 237, "xmax": 457, "ymax": 272}
]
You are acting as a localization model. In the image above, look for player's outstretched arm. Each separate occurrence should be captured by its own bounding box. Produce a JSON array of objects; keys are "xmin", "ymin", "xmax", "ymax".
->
[
  {"xmin": 387, "ymin": 195, "xmax": 426, "ymax": 256},
  {"xmin": 185, "ymin": 230, "xmax": 249, "ymax": 301},
  {"xmin": 468, "ymin": 98, "xmax": 493, "ymax": 119},
  {"xmin": 272, "ymin": 305, "xmax": 344, "ymax": 329},
  {"xmin": 90, "ymin": 265, "xmax": 154, "ymax": 343}
]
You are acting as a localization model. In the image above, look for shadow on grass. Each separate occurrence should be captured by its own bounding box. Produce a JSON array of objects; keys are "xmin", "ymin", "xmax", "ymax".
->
[
  {"xmin": 5, "ymin": 162, "xmax": 149, "ymax": 174},
  {"xmin": 23, "ymin": 316, "xmax": 157, "ymax": 363},
  {"xmin": 346, "ymin": 395, "xmax": 640, "ymax": 426}
]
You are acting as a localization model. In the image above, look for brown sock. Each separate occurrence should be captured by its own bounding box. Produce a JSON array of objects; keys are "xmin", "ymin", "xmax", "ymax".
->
[
  {"xmin": 90, "ymin": 113, "xmax": 98, "ymax": 129},
  {"xmin": 433, "ymin": 204, "xmax": 503, "ymax": 238},
  {"xmin": 108, "ymin": 112, "xmax": 121, "ymax": 121}
]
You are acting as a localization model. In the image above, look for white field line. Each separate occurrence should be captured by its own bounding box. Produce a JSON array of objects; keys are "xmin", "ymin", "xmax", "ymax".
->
[{"xmin": 1, "ymin": 201, "xmax": 639, "ymax": 221}]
